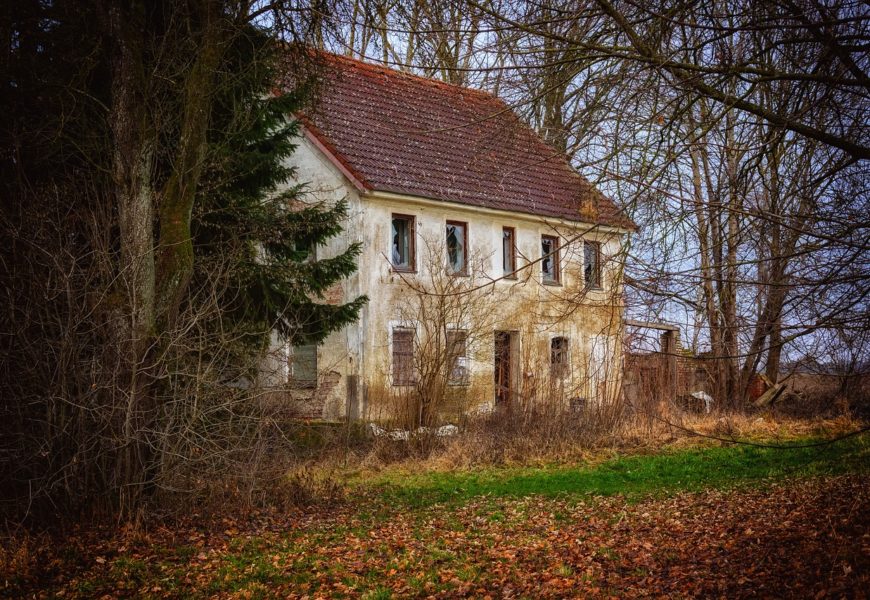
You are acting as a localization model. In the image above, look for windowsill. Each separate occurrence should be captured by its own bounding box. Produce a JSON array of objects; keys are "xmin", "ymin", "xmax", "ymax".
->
[
  {"xmin": 502, "ymin": 274, "xmax": 518, "ymax": 281},
  {"xmin": 584, "ymin": 285, "xmax": 603, "ymax": 291},
  {"xmin": 543, "ymin": 280, "xmax": 562, "ymax": 286},
  {"xmin": 449, "ymin": 272, "xmax": 469, "ymax": 278},
  {"xmin": 392, "ymin": 267, "xmax": 417, "ymax": 274},
  {"xmin": 290, "ymin": 382, "xmax": 317, "ymax": 390}
]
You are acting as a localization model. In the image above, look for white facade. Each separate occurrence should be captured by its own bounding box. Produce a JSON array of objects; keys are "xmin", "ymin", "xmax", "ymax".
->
[{"xmin": 274, "ymin": 130, "xmax": 630, "ymax": 421}]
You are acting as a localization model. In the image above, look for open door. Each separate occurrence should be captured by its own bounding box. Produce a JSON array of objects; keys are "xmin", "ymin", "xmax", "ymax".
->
[{"xmin": 494, "ymin": 331, "xmax": 516, "ymax": 406}]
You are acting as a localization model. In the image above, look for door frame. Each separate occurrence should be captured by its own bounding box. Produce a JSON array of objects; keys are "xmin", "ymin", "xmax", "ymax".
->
[{"xmin": 494, "ymin": 330, "xmax": 519, "ymax": 406}]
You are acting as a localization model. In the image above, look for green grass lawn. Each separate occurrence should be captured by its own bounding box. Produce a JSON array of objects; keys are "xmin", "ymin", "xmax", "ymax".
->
[{"xmin": 364, "ymin": 433, "xmax": 869, "ymax": 508}]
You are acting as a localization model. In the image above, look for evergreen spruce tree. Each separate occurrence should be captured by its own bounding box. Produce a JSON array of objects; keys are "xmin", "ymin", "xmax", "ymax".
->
[{"xmin": 191, "ymin": 31, "xmax": 366, "ymax": 376}]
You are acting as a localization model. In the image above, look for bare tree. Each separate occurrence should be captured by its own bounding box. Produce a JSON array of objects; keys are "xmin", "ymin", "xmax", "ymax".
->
[
  {"xmin": 372, "ymin": 236, "xmax": 499, "ymax": 429},
  {"xmin": 460, "ymin": 0, "xmax": 870, "ymax": 409}
]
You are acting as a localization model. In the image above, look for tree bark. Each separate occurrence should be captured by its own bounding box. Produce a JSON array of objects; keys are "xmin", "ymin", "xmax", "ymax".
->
[
  {"xmin": 105, "ymin": 0, "xmax": 157, "ymax": 515},
  {"xmin": 155, "ymin": 1, "xmax": 228, "ymax": 329}
]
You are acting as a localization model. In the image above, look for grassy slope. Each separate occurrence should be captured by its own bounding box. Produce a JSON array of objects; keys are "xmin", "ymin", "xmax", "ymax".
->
[{"xmin": 365, "ymin": 434, "xmax": 869, "ymax": 508}]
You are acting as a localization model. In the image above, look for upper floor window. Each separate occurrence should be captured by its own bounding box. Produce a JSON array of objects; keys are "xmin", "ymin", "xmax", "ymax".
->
[
  {"xmin": 447, "ymin": 329, "xmax": 469, "ymax": 385},
  {"xmin": 446, "ymin": 221, "xmax": 468, "ymax": 275},
  {"xmin": 391, "ymin": 214, "xmax": 415, "ymax": 272},
  {"xmin": 550, "ymin": 336, "xmax": 569, "ymax": 379},
  {"xmin": 502, "ymin": 227, "xmax": 516, "ymax": 278},
  {"xmin": 541, "ymin": 235, "xmax": 560, "ymax": 284},
  {"xmin": 584, "ymin": 241, "xmax": 602, "ymax": 289}
]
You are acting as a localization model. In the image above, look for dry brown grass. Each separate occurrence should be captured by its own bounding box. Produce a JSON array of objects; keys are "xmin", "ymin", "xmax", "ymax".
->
[
  {"xmin": 0, "ymin": 530, "xmax": 45, "ymax": 587},
  {"xmin": 135, "ymin": 385, "xmax": 868, "ymax": 513},
  {"xmin": 657, "ymin": 412, "xmax": 862, "ymax": 449},
  {"xmin": 310, "ymin": 406, "xmax": 866, "ymax": 484}
]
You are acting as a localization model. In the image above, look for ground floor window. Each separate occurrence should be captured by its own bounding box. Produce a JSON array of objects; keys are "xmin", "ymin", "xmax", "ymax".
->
[
  {"xmin": 392, "ymin": 327, "xmax": 416, "ymax": 385},
  {"xmin": 550, "ymin": 336, "xmax": 569, "ymax": 379},
  {"xmin": 290, "ymin": 343, "xmax": 317, "ymax": 388},
  {"xmin": 447, "ymin": 329, "xmax": 469, "ymax": 385}
]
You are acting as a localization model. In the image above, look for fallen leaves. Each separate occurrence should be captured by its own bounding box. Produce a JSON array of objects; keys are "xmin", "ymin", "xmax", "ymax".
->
[{"xmin": 4, "ymin": 474, "xmax": 868, "ymax": 599}]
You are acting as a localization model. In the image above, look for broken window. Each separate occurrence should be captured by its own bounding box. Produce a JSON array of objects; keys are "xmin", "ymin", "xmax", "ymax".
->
[
  {"xmin": 292, "ymin": 238, "xmax": 316, "ymax": 263},
  {"xmin": 392, "ymin": 328, "xmax": 415, "ymax": 385},
  {"xmin": 541, "ymin": 235, "xmax": 560, "ymax": 284},
  {"xmin": 446, "ymin": 221, "xmax": 467, "ymax": 275},
  {"xmin": 290, "ymin": 343, "xmax": 317, "ymax": 388},
  {"xmin": 391, "ymin": 214, "xmax": 415, "ymax": 271},
  {"xmin": 502, "ymin": 227, "xmax": 516, "ymax": 278},
  {"xmin": 447, "ymin": 329, "xmax": 469, "ymax": 385},
  {"xmin": 551, "ymin": 337, "xmax": 569, "ymax": 379},
  {"xmin": 584, "ymin": 241, "xmax": 601, "ymax": 289}
]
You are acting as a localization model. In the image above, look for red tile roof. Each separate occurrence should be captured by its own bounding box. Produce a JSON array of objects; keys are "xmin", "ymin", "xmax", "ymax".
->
[{"xmin": 300, "ymin": 52, "xmax": 634, "ymax": 230}]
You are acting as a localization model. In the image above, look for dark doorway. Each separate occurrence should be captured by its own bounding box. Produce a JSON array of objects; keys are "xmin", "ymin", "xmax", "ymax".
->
[{"xmin": 494, "ymin": 331, "xmax": 515, "ymax": 405}]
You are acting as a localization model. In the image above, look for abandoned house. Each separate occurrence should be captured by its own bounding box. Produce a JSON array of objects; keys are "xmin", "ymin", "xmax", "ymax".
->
[{"xmin": 267, "ymin": 52, "xmax": 635, "ymax": 421}]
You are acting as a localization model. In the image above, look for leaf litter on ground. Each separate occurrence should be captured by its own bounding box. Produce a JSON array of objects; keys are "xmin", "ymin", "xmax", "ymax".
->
[{"xmin": 4, "ymin": 436, "xmax": 869, "ymax": 599}]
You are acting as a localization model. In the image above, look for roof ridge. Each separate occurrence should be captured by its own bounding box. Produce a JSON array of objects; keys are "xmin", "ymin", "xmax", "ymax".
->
[{"xmin": 316, "ymin": 49, "xmax": 498, "ymax": 101}]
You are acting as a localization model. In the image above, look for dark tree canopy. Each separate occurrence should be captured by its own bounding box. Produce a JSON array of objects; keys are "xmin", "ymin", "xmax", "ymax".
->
[{"xmin": 0, "ymin": 1, "xmax": 364, "ymax": 521}]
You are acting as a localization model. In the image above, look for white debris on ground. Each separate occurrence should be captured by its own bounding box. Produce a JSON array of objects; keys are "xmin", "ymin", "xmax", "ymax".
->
[
  {"xmin": 690, "ymin": 391, "xmax": 715, "ymax": 413},
  {"xmin": 368, "ymin": 423, "xmax": 459, "ymax": 440},
  {"xmin": 466, "ymin": 403, "xmax": 494, "ymax": 416}
]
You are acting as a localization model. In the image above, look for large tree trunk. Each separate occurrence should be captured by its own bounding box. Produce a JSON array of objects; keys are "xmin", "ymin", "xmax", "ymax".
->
[
  {"xmin": 106, "ymin": 0, "xmax": 157, "ymax": 516},
  {"xmin": 103, "ymin": 0, "xmax": 228, "ymax": 516},
  {"xmin": 155, "ymin": 2, "xmax": 227, "ymax": 330}
]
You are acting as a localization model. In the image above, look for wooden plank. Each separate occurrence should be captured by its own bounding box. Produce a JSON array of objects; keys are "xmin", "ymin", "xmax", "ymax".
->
[{"xmin": 624, "ymin": 319, "xmax": 680, "ymax": 331}]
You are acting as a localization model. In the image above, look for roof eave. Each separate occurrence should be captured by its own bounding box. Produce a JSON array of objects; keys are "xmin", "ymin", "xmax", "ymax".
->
[
  {"xmin": 365, "ymin": 188, "xmax": 635, "ymax": 235},
  {"xmin": 297, "ymin": 119, "xmax": 370, "ymax": 193}
]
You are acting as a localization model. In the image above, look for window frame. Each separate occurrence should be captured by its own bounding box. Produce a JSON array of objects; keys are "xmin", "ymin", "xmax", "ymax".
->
[
  {"xmin": 391, "ymin": 213, "xmax": 416, "ymax": 273},
  {"xmin": 293, "ymin": 239, "xmax": 316, "ymax": 263},
  {"xmin": 446, "ymin": 220, "xmax": 469, "ymax": 276},
  {"xmin": 584, "ymin": 241, "xmax": 602, "ymax": 290},
  {"xmin": 541, "ymin": 234, "xmax": 561, "ymax": 285},
  {"xmin": 502, "ymin": 226, "xmax": 517, "ymax": 279},
  {"xmin": 391, "ymin": 327, "xmax": 416, "ymax": 386},
  {"xmin": 550, "ymin": 336, "xmax": 570, "ymax": 379},
  {"xmin": 289, "ymin": 343, "xmax": 318, "ymax": 389},
  {"xmin": 446, "ymin": 329, "xmax": 470, "ymax": 386}
]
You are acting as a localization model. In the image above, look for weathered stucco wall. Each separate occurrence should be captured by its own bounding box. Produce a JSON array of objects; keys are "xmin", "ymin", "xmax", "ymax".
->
[
  {"xmin": 359, "ymin": 191, "xmax": 626, "ymax": 421},
  {"xmin": 262, "ymin": 132, "xmax": 364, "ymax": 419},
  {"xmin": 276, "ymin": 134, "xmax": 629, "ymax": 421}
]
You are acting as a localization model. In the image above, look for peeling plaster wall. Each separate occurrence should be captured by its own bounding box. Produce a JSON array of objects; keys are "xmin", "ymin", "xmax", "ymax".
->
[
  {"xmin": 264, "ymin": 133, "xmax": 365, "ymax": 419},
  {"xmin": 359, "ymin": 192, "xmax": 627, "ymax": 419},
  {"xmin": 278, "ymin": 136, "xmax": 628, "ymax": 420}
]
